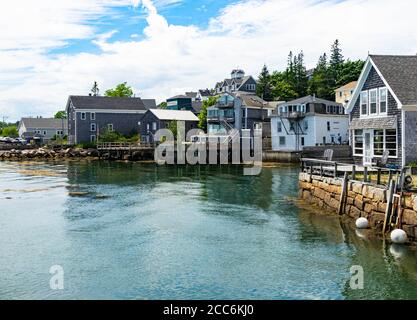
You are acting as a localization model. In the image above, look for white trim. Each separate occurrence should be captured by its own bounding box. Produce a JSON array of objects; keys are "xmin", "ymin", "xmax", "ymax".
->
[
  {"xmin": 369, "ymin": 58, "xmax": 403, "ymax": 108},
  {"xmin": 90, "ymin": 112, "xmax": 96, "ymax": 120},
  {"xmin": 90, "ymin": 123, "xmax": 96, "ymax": 132},
  {"xmin": 368, "ymin": 88, "xmax": 378, "ymax": 115},
  {"xmin": 360, "ymin": 91, "xmax": 368, "ymax": 116},
  {"xmin": 347, "ymin": 56, "xmax": 403, "ymax": 113},
  {"xmin": 402, "ymin": 109, "xmax": 406, "ymax": 167},
  {"xmin": 76, "ymin": 109, "xmax": 146, "ymax": 114},
  {"xmin": 107, "ymin": 124, "xmax": 114, "ymax": 132},
  {"xmin": 80, "ymin": 112, "xmax": 86, "ymax": 120},
  {"xmin": 378, "ymin": 87, "xmax": 388, "ymax": 115},
  {"xmin": 347, "ymin": 57, "xmax": 372, "ymax": 113}
]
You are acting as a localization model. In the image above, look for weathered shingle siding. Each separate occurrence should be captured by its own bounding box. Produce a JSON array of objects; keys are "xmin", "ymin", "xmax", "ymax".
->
[
  {"xmin": 404, "ymin": 111, "xmax": 417, "ymax": 164},
  {"xmin": 350, "ymin": 66, "xmax": 402, "ymax": 165},
  {"xmin": 75, "ymin": 112, "xmax": 144, "ymax": 143}
]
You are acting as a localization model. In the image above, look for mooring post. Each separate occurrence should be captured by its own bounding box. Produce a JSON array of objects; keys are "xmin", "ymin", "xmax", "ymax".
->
[
  {"xmin": 377, "ymin": 168, "xmax": 382, "ymax": 185},
  {"xmin": 388, "ymin": 170, "xmax": 393, "ymax": 187},
  {"xmin": 352, "ymin": 165, "xmax": 356, "ymax": 180},
  {"xmin": 334, "ymin": 162, "xmax": 338, "ymax": 178},
  {"xmin": 338, "ymin": 172, "xmax": 349, "ymax": 215},
  {"xmin": 309, "ymin": 162, "xmax": 313, "ymax": 183},
  {"xmin": 364, "ymin": 166, "xmax": 368, "ymax": 183},
  {"xmin": 383, "ymin": 179, "xmax": 396, "ymax": 235}
]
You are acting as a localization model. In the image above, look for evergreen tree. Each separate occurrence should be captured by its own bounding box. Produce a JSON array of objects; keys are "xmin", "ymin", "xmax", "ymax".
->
[
  {"xmin": 91, "ymin": 81, "xmax": 100, "ymax": 96},
  {"xmin": 256, "ymin": 64, "xmax": 273, "ymax": 101},
  {"xmin": 294, "ymin": 51, "xmax": 308, "ymax": 97}
]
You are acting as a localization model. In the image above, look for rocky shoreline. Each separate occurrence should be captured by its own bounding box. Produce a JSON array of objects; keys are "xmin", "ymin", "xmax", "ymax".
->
[{"xmin": 0, "ymin": 147, "xmax": 100, "ymax": 161}]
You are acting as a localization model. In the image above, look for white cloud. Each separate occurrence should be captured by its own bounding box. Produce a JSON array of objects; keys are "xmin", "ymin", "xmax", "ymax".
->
[{"xmin": 1, "ymin": 0, "xmax": 417, "ymax": 121}]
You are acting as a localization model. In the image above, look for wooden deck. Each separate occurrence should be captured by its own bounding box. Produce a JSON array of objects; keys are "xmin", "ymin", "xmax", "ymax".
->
[
  {"xmin": 301, "ymin": 158, "xmax": 405, "ymax": 187},
  {"xmin": 97, "ymin": 142, "xmax": 155, "ymax": 151}
]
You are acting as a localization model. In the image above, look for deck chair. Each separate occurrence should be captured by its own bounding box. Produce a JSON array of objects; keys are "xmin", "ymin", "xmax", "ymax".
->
[
  {"xmin": 376, "ymin": 150, "xmax": 390, "ymax": 167},
  {"xmin": 323, "ymin": 149, "xmax": 334, "ymax": 161}
]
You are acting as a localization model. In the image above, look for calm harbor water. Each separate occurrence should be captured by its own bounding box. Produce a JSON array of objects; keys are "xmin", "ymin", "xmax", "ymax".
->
[{"xmin": 1, "ymin": 160, "xmax": 417, "ymax": 300}]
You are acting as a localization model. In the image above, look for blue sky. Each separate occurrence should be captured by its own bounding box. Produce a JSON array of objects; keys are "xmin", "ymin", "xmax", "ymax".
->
[
  {"xmin": 0, "ymin": 0, "xmax": 416, "ymax": 121},
  {"xmin": 50, "ymin": 1, "xmax": 237, "ymax": 55}
]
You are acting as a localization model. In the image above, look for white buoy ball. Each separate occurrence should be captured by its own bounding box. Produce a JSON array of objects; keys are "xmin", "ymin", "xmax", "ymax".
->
[
  {"xmin": 391, "ymin": 229, "xmax": 408, "ymax": 244},
  {"xmin": 356, "ymin": 217, "xmax": 369, "ymax": 229}
]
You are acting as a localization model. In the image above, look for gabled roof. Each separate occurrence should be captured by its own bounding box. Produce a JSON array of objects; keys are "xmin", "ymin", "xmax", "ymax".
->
[
  {"xmin": 67, "ymin": 96, "xmax": 147, "ymax": 111},
  {"xmin": 336, "ymin": 81, "xmax": 358, "ymax": 91},
  {"xmin": 283, "ymin": 95, "xmax": 343, "ymax": 107},
  {"xmin": 236, "ymin": 76, "xmax": 256, "ymax": 90},
  {"xmin": 148, "ymin": 109, "xmax": 199, "ymax": 121},
  {"xmin": 142, "ymin": 99, "xmax": 157, "ymax": 109},
  {"xmin": 20, "ymin": 118, "xmax": 68, "ymax": 130},
  {"xmin": 167, "ymin": 95, "xmax": 190, "ymax": 100},
  {"xmin": 198, "ymin": 89, "xmax": 213, "ymax": 97},
  {"xmin": 347, "ymin": 55, "xmax": 417, "ymax": 111},
  {"xmin": 371, "ymin": 55, "xmax": 417, "ymax": 106},
  {"xmin": 185, "ymin": 92, "xmax": 198, "ymax": 99}
]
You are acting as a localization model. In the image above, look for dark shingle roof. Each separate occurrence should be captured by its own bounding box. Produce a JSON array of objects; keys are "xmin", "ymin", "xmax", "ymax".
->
[
  {"xmin": 68, "ymin": 96, "xmax": 147, "ymax": 111},
  {"xmin": 370, "ymin": 55, "xmax": 417, "ymax": 106},
  {"xmin": 21, "ymin": 118, "xmax": 68, "ymax": 130},
  {"xmin": 350, "ymin": 116, "xmax": 397, "ymax": 130},
  {"xmin": 167, "ymin": 95, "xmax": 190, "ymax": 100},
  {"xmin": 142, "ymin": 99, "xmax": 156, "ymax": 109},
  {"xmin": 283, "ymin": 95, "xmax": 343, "ymax": 107}
]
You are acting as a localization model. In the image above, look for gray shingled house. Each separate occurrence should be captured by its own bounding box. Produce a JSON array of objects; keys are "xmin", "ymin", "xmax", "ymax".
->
[
  {"xmin": 207, "ymin": 92, "xmax": 272, "ymax": 137},
  {"xmin": 18, "ymin": 117, "xmax": 68, "ymax": 142},
  {"xmin": 139, "ymin": 109, "xmax": 199, "ymax": 143},
  {"xmin": 214, "ymin": 69, "xmax": 257, "ymax": 95},
  {"xmin": 346, "ymin": 55, "xmax": 417, "ymax": 167},
  {"xmin": 66, "ymin": 96, "xmax": 156, "ymax": 144}
]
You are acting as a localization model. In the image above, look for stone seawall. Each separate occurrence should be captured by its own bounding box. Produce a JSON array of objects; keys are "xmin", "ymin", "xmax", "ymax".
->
[{"xmin": 299, "ymin": 172, "xmax": 417, "ymax": 243}]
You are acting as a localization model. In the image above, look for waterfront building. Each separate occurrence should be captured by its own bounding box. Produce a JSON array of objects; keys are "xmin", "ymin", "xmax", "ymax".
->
[
  {"xmin": 346, "ymin": 55, "xmax": 417, "ymax": 166},
  {"xmin": 207, "ymin": 92, "xmax": 272, "ymax": 137},
  {"xmin": 18, "ymin": 117, "xmax": 68, "ymax": 143},
  {"xmin": 166, "ymin": 94, "xmax": 203, "ymax": 115},
  {"xmin": 139, "ymin": 109, "xmax": 199, "ymax": 143},
  {"xmin": 214, "ymin": 69, "xmax": 257, "ymax": 95},
  {"xmin": 270, "ymin": 95, "xmax": 349, "ymax": 151},
  {"xmin": 66, "ymin": 95, "xmax": 156, "ymax": 144},
  {"xmin": 335, "ymin": 81, "xmax": 358, "ymax": 110}
]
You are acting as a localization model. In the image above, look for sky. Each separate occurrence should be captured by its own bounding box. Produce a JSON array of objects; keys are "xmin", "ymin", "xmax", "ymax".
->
[{"xmin": 1, "ymin": 0, "xmax": 416, "ymax": 121}]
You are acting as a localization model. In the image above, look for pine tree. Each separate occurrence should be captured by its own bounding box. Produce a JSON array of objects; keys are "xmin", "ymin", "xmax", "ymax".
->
[
  {"xmin": 256, "ymin": 64, "xmax": 273, "ymax": 101},
  {"xmin": 91, "ymin": 81, "xmax": 100, "ymax": 96}
]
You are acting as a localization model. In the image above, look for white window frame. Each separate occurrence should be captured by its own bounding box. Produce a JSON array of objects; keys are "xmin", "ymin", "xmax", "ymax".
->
[
  {"xmin": 360, "ymin": 91, "xmax": 368, "ymax": 116},
  {"xmin": 152, "ymin": 122, "xmax": 157, "ymax": 131},
  {"xmin": 277, "ymin": 121, "xmax": 282, "ymax": 133},
  {"xmin": 91, "ymin": 112, "xmax": 96, "ymax": 121},
  {"xmin": 90, "ymin": 123, "xmax": 96, "ymax": 132},
  {"xmin": 353, "ymin": 129, "xmax": 364, "ymax": 156},
  {"xmin": 81, "ymin": 112, "xmax": 86, "ymax": 120},
  {"xmin": 279, "ymin": 136, "xmax": 286, "ymax": 146},
  {"xmin": 107, "ymin": 124, "xmax": 114, "ymax": 132},
  {"xmin": 90, "ymin": 135, "xmax": 96, "ymax": 143},
  {"xmin": 379, "ymin": 87, "xmax": 388, "ymax": 115},
  {"xmin": 369, "ymin": 89, "xmax": 378, "ymax": 115}
]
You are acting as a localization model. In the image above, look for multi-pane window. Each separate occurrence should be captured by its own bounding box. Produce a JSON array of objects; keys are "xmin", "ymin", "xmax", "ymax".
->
[
  {"xmin": 277, "ymin": 122, "xmax": 282, "ymax": 133},
  {"xmin": 360, "ymin": 92, "xmax": 368, "ymax": 115},
  {"xmin": 369, "ymin": 89, "xmax": 378, "ymax": 114},
  {"xmin": 373, "ymin": 130, "xmax": 384, "ymax": 156},
  {"xmin": 81, "ymin": 112, "xmax": 86, "ymax": 120},
  {"xmin": 108, "ymin": 124, "xmax": 114, "ymax": 132},
  {"xmin": 279, "ymin": 137, "xmax": 286, "ymax": 146},
  {"xmin": 91, "ymin": 123, "xmax": 96, "ymax": 132},
  {"xmin": 91, "ymin": 113, "xmax": 96, "ymax": 121},
  {"xmin": 379, "ymin": 88, "xmax": 387, "ymax": 114},
  {"xmin": 385, "ymin": 129, "xmax": 397, "ymax": 156},
  {"xmin": 354, "ymin": 130, "xmax": 364, "ymax": 155}
]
